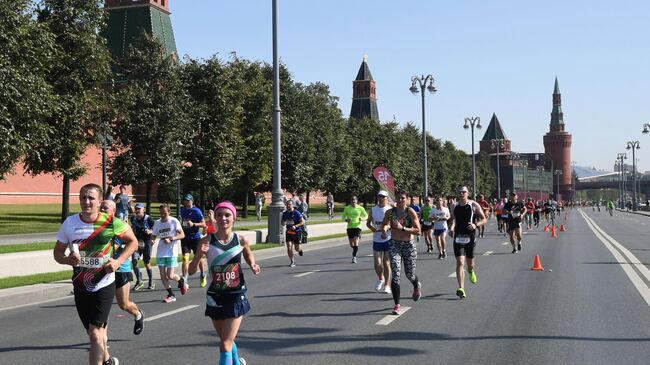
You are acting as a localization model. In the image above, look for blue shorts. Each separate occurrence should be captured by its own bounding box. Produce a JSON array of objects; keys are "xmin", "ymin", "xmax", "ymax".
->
[
  {"xmin": 157, "ymin": 256, "xmax": 178, "ymax": 268},
  {"xmin": 373, "ymin": 241, "xmax": 390, "ymax": 252},
  {"xmin": 434, "ymin": 228, "xmax": 447, "ymax": 236},
  {"xmin": 205, "ymin": 294, "xmax": 250, "ymax": 320}
]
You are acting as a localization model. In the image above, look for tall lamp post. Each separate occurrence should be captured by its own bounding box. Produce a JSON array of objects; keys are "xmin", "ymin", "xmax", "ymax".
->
[
  {"xmin": 506, "ymin": 152, "xmax": 520, "ymax": 193},
  {"xmin": 536, "ymin": 166, "xmax": 545, "ymax": 201},
  {"xmin": 521, "ymin": 159, "xmax": 528, "ymax": 200},
  {"xmin": 618, "ymin": 152, "xmax": 627, "ymax": 208},
  {"xmin": 615, "ymin": 160, "xmax": 622, "ymax": 207},
  {"xmin": 571, "ymin": 161, "xmax": 576, "ymax": 202},
  {"xmin": 490, "ymin": 139, "xmax": 505, "ymax": 200},
  {"xmin": 464, "ymin": 117, "xmax": 482, "ymax": 199},
  {"xmin": 267, "ymin": 0, "xmax": 284, "ymax": 243},
  {"xmin": 626, "ymin": 141, "xmax": 640, "ymax": 211},
  {"xmin": 554, "ymin": 170, "xmax": 563, "ymax": 200},
  {"xmin": 410, "ymin": 75, "xmax": 437, "ymax": 198}
]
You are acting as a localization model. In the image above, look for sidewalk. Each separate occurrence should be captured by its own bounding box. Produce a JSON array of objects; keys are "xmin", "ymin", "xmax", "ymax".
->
[
  {"xmin": 616, "ymin": 208, "xmax": 650, "ymax": 217},
  {"xmin": 0, "ymin": 231, "xmax": 354, "ymax": 311}
]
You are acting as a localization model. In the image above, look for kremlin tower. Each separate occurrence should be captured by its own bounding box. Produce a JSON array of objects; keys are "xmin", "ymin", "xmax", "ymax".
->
[
  {"xmin": 543, "ymin": 78, "xmax": 573, "ymax": 200},
  {"xmin": 349, "ymin": 56, "xmax": 379, "ymax": 121}
]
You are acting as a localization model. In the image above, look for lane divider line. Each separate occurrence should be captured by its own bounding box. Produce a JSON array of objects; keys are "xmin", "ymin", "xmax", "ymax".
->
[
  {"xmin": 579, "ymin": 210, "xmax": 650, "ymax": 308},
  {"xmin": 448, "ymin": 272, "xmax": 456, "ymax": 278},
  {"xmin": 500, "ymin": 242, "xmax": 509, "ymax": 246},
  {"xmin": 144, "ymin": 305, "xmax": 199, "ymax": 322},
  {"xmin": 293, "ymin": 270, "xmax": 321, "ymax": 278},
  {"xmin": 375, "ymin": 306, "xmax": 411, "ymax": 325},
  {"xmin": 483, "ymin": 251, "xmax": 494, "ymax": 256}
]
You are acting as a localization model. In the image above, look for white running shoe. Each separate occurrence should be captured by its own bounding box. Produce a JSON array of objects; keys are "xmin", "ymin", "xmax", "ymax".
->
[
  {"xmin": 384, "ymin": 285, "xmax": 392, "ymax": 294},
  {"xmin": 374, "ymin": 279, "xmax": 384, "ymax": 291},
  {"xmin": 289, "ymin": 261, "xmax": 296, "ymax": 268},
  {"xmin": 352, "ymin": 257, "xmax": 357, "ymax": 264}
]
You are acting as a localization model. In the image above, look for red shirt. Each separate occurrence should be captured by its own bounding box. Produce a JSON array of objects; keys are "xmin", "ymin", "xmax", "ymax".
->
[{"xmin": 525, "ymin": 202, "xmax": 535, "ymax": 214}]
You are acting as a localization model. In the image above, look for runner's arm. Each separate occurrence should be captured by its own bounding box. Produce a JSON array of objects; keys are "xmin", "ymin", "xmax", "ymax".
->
[
  {"xmin": 240, "ymin": 235, "xmax": 261, "ymax": 275},
  {"xmin": 381, "ymin": 210, "xmax": 392, "ymax": 234},
  {"xmin": 473, "ymin": 203, "xmax": 487, "ymax": 228},
  {"xmin": 366, "ymin": 210, "xmax": 376, "ymax": 232},
  {"xmin": 53, "ymin": 241, "xmax": 79, "ymax": 266},
  {"xmin": 407, "ymin": 208, "xmax": 421, "ymax": 235},
  {"xmin": 189, "ymin": 235, "xmax": 209, "ymax": 275}
]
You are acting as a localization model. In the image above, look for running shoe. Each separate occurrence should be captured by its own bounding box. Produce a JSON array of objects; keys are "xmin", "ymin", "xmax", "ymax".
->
[
  {"xmin": 200, "ymin": 274, "xmax": 207, "ymax": 288},
  {"xmin": 442, "ymin": 251, "xmax": 447, "ymax": 259},
  {"xmin": 512, "ymin": 248, "xmax": 517, "ymax": 254},
  {"xmin": 469, "ymin": 270, "xmax": 477, "ymax": 284},
  {"xmin": 133, "ymin": 282, "xmax": 144, "ymax": 291},
  {"xmin": 134, "ymin": 310, "xmax": 144, "ymax": 335},
  {"xmin": 438, "ymin": 253, "xmax": 443, "ymax": 259},
  {"xmin": 374, "ymin": 279, "xmax": 384, "ymax": 291},
  {"xmin": 106, "ymin": 357, "xmax": 119, "ymax": 365},
  {"xmin": 384, "ymin": 285, "xmax": 392, "ymax": 294},
  {"xmin": 163, "ymin": 295, "xmax": 176, "ymax": 303},
  {"xmin": 456, "ymin": 288, "xmax": 466, "ymax": 299},
  {"xmin": 352, "ymin": 257, "xmax": 357, "ymax": 264},
  {"xmin": 290, "ymin": 261, "xmax": 296, "ymax": 268},
  {"xmin": 239, "ymin": 358, "xmax": 247, "ymax": 365},
  {"xmin": 392, "ymin": 304, "xmax": 401, "ymax": 315},
  {"xmin": 517, "ymin": 242, "xmax": 522, "ymax": 252},
  {"xmin": 179, "ymin": 278, "xmax": 188, "ymax": 295},
  {"xmin": 412, "ymin": 282, "xmax": 422, "ymax": 301},
  {"xmin": 147, "ymin": 282, "xmax": 155, "ymax": 290},
  {"xmin": 298, "ymin": 250, "xmax": 304, "ymax": 256}
]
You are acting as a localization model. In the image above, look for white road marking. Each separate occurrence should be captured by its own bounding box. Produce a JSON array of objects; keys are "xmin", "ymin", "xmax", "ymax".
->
[
  {"xmin": 375, "ymin": 306, "xmax": 411, "ymax": 325},
  {"xmin": 144, "ymin": 305, "xmax": 199, "ymax": 322},
  {"xmin": 293, "ymin": 270, "xmax": 321, "ymax": 278},
  {"xmin": 483, "ymin": 251, "xmax": 494, "ymax": 256},
  {"xmin": 579, "ymin": 210, "xmax": 650, "ymax": 308},
  {"xmin": 448, "ymin": 272, "xmax": 456, "ymax": 278},
  {"xmin": 500, "ymin": 241, "xmax": 509, "ymax": 246}
]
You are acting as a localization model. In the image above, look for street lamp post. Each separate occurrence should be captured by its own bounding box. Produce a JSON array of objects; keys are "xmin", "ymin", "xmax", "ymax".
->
[
  {"xmin": 643, "ymin": 123, "xmax": 650, "ymax": 134},
  {"xmin": 626, "ymin": 141, "xmax": 640, "ymax": 211},
  {"xmin": 410, "ymin": 75, "xmax": 437, "ymax": 198},
  {"xmin": 536, "ymin": 166, "xmax": 544, "ymax": 201},
  {"xmin": 554, "ymin": 170, "xmax": 563, "ymax": 200},
  {"xmin": 618, "ymin": 152, "xmax": 627, "ymax": 208},
  {"xmin": 491, "ymin": 139, "xmax": 505, "ymax": 200},
  {"xmin": 615, "ymin": 160, "xmax": 622, "ymax": 207},
  {"xmin": 267, "ymin": 0, "xmax": 284, "ymax": 243},
  {"xmin": 521, "ymin": 159, "xmax": 528, "ymax": 200},
  {"xmin": 464, "ymin": 117, "xmax": 482, "ymax": 199}
]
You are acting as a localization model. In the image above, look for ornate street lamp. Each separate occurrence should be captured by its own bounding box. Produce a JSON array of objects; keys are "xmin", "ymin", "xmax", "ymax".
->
[
  {"xmin": 521, "ymin": 159, "xmax": 529, "ymax": 200},
  {"xmin": 617, "ymin": 152, "xmax": 627, "ymax": 208},
  {"xmin": 626, "ymin": 141, "xmax": 640, "ymax": 210},
  {"xmin": 464, "ymin": 117, "xmax": 481, "ymax": 199},
  {"xmin": 410, "ymin": 75, "xmax": 437, "ymax": 198},
  {"xmin": 536, "ymin": 166, "xmax": 545, "ymax": 201},
  {"xmin": 643, "ymin": 123, "xmax": 650, "ymax": 134},
  {"xmin": 490, "ymin": 139, "xmax": 505, "ymax": 199},
  {"xmin": 554, "ymin": 170, "xmax": 563, "ymax": 199}
]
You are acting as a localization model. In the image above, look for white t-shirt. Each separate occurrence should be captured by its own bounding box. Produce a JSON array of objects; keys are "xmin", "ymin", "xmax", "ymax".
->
[
  {"xmin": 153, "ymin": 217, "xmax": 181, "ymax": 258},
  {"xmin": 429, "ymin": 207, "xmax": 450, "ymax": 230},
  {"xmin": 371, "ymin": 205, "xmax": 392, "ymax": 243}
]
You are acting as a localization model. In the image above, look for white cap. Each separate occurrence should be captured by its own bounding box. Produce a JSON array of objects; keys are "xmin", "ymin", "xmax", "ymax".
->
[{"xmin": 377, "ymin": 190, "xmax": 389, "ymax": 197}]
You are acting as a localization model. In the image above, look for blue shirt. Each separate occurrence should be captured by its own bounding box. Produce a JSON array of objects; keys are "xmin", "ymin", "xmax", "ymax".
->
[
  {"xmin": 281, "ymin": 210, "xmax": 304, "ymax": 232},
  {"xmin": 115, "ymin": 193, "xmax": 129, "ymax": 215},
  {"xmin": 114, "ymin": 236, "xmax": 131, "ymax": 273},
  {"xmin": 180, "ymin": 206, "xmax": 204, "ymax": 240}
]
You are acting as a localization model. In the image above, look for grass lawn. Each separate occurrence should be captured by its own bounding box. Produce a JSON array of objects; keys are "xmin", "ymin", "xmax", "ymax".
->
[{"xmin": 0, "ymin": 270, "xmax": 72, "ymax": 290}]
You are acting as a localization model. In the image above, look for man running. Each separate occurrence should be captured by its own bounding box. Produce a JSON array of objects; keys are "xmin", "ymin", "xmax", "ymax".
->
[
  {"xmin": 152, "ymin": 204, "xmax": 186, "ymax": 303},
  {"xmin": 448, "ymin": 186, "xmax": 486, "ymax": 299},
  {"xmin": 130, "ymin": 203, "xmax": 156, "ymax": 290},
  {"xmin": 524, "ymin": 198, "xmax": 535, "ymax": 230},
  {"xmin": 180, "ymin": 194, "xmax": 207, "ymax": 290},
  {"xmin": 495, "ymin": 198, "xmax": 506, "ymax": 235},
  {"xmin": 99, "ymin": 200, "xmax": 145, "ymax": 336},
  {"xmin": 342, "ymin": 196, "xmax": 368, "ymax": 263},
  {"xmin": 420, "ymin": 196, "xmax": 434, "ymax": 253},
  {"xmin": 429, "ymin": 196, "xmax": 450, "ymax": 259},
  {"xmin": 367, "ymin": 190, "xmax": 392, "ymax": 293},
  {"xmin": 326, "ymin": 192, "xmax": 334, "ymax": 220},
  {"xmin": 113, "ymin": 185, "xmax": 131, "ymax": 222},
  {"xmin": 54, "ymin": 183, "xmax": 137, "ymax": 365},
  {"xmin": 381, "ymin": 191, "xmax": 422, "ymax": 314},
  {"xmin": 504, "ymin": 192, "xmax": 526, "ymax": 254},
  {"xmin": 476, "ymin": 194, "xmax": 491, "ymax": 238},
  {"xmin": 281, "ymin": 200, "xmax": 305, "ymax": 267},
  {"xmin": 533, "ymin": 200, "xmax": 543, "ymax": 228}
]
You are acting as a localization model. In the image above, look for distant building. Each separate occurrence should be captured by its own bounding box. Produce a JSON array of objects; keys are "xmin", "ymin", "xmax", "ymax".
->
[
  {"xmin": 349, "ymin": 56, "xmax": 379, "ymax": 121},
  {"xmin": 543, "ymin": 77, "xmax": 573, "ymax": 200}
]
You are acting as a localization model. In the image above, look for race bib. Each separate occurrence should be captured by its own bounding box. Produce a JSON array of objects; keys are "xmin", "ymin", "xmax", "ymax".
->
[
  {"xmin": 211, "ymin": 263, "xmax": 242, "ymax": 291},
  {"xmin": 455, "ymin": 235, "xmax": 471, "ymax": 244},
  {"xmin": 512, "ymin": 212, "xmax": 521, "ymax": 218},
  {"xmin": 182, "ymin": 220, "xmax": 191, "ymax": 228},
  {"xmin": 138, "ymin": 240, "xmax": 145, "ymax": 248},
  {"xmin": 79, "ymin": 252, "xmax": 107, "ymax": 269},
  {"xmin": 423, "ymin": 221, "xmax": 432, "ymax": 226},
  {"xmin": 501, "ymin": 214, "xmax": 509, "ymax": 219}
]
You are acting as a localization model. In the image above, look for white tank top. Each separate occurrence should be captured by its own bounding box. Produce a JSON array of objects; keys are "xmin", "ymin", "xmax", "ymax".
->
[{"xmin": 371, "ymin": 205, "xmax": 392, "ymax": 243}]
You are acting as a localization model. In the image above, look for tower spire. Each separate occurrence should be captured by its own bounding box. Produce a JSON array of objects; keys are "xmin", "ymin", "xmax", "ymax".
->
[{"xmin": 550, "ymin": 77, "xmax": 564, "ymax": 130}]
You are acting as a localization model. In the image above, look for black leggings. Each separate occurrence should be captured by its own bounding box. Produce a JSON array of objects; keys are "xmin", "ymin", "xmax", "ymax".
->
[{"xmin": 389, "ymin": 239, "xmax": 419, "ymax": 304}]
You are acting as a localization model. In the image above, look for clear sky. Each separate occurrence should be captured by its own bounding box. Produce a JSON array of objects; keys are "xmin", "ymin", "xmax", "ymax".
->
[{"xmin": 169, "ymin": 0, "xmax": 650, "ymax": 173}]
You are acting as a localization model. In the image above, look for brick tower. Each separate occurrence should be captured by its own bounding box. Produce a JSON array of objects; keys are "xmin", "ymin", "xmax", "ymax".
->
[
  {"xmin": 349, "ymin": 55, "xmax": 379, "ymax": 121},
  {"xmin": 543, "ymin": 77, "xmax": 573, "ymax": 200},
  {"xmin": 104, "ymin": 0, "xmax": 178, "ymax": 72}
]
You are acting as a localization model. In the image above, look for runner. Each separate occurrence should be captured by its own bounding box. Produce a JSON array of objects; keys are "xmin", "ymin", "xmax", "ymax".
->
[
  {"xmin": 476, "ymin": 194, "xmax": 491, "ymax": 238},
  {"xmin": 420, "ymin": 196, "xmax": 434, "ymax": 253},
  {"xmin": 409, "ymin": 199, "xmax": 422, "ymax": 243},
  {"xmin": 53, "ymin": 183, "xmax": 137, "ymax": 365},
  {"xmin": 495, "ymin": 198, "xmax": 505, "ymax": 235},
  {"xmin": 180, "ymin": 194, "xmax": 207, "ymax": 290},
  {"xmin": 607, "ymin": 200, "xmax": 615, "ymax": 216},
  {"xmin": 524, "ymin": 198, "xmax": 535, "ymax": 230},
  {"xmin": 152, "ymin": 204, "xmax": 186, "ymax": 303},
  {"xmin": 504, "ymin": 192, "xmax": 526, "ymax": 254},
  {"xmin": 99, "ymin": 200, "xmax": 145, "ymax": 336},
  {"xmin": 281, "ymin": 200, "xmax": 305, "ymax": 267},
  {"xmin": 189, "ymin": 201, "xmax": 261, "ymax": 365},
  {"xmin": 381, "ymin": 191, "xmax": 422, "ymax": 315},
  {"xmin": 130, "ymin": 203, "xmax": 156, "ymax": 290},
  {"xmin": 448, "ymin": 186, "xmax": 487, "ymax": 299},
  {"xmin": 533, "ymin": 200, "xmax": 543, "ymax": 228},
  {"xmin": 367, "ymin": 190, "xmax": 392, "ymax": 294},
  {"xmin": 326, "ymin": 192, "xmax": 334, "ymax": 220},
  {"xmin": 430, "ymin": 196, "xmax": 450, "ymax": 259},
  {"xmin": 342, "ymin": 196, "xmax": 368, "ymax": 263}
]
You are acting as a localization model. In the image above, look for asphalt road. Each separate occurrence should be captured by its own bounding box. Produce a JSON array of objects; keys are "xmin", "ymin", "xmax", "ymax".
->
[{"xmin": 0, "ymin": 208, "xmax": 648, "ymax": 365}]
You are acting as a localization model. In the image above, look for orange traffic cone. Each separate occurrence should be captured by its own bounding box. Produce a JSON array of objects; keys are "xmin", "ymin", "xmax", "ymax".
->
[
  {"xmin": 531, "ymin": 255, "xmax": 544, "ymax": 270},
  {"xmin": 544, "ymin": 225, "xmax": 549, "ymax": 232},
  {"xmin": 560, "ymin": 224, "xmax": 566, "ymax": 232},
  {"xmin": 551, "ymin": 225, "xmax": 557, "ymax": 238}
]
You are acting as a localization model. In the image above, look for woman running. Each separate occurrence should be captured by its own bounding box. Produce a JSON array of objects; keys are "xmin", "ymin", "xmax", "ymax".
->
[
  {"xmin": 430, "ymin": 196, "xmax": 450, "ymax": 259},
  {"xmin": 189, "ymin": 201, "xmax": 261, "ymax": 365}
]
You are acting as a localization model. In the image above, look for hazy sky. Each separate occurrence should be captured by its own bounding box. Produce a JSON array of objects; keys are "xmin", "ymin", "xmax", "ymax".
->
[{"xmin": 169, "ymin": 0, "xmax": 650, "ymax": 172}]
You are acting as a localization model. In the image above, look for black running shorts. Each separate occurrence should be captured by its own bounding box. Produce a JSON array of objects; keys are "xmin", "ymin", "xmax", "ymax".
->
[
  {"xmin": 115, "ymin": 272, "xmax": 132, "ymax": 289},
  {"xmin": 181, "ymin": 238, "xmax": 201, "ymax": 255},
  {"xmin": 74, "ymin": 283, "xmax": 116, "ymax": 330}
]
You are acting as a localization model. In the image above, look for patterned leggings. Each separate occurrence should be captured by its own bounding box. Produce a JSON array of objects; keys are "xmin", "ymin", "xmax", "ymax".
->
[{"xmin": 389, "ymin": 239, "xmax": 418, "ymax": 285}]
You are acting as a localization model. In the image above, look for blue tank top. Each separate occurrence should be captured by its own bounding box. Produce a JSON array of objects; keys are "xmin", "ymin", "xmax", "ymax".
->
[
  {"xmin": 114, "ymin": 236, "xmax": 131, "ymax": 273},
  {"xmin": 206, "ymin": 234, "xmax": 246, "ymax": 295}
]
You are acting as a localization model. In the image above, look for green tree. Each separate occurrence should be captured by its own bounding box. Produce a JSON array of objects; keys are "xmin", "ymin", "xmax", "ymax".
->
[
  {"xmin": 0, "ymin": 0, "xmax": 55, "ymax": 178},
  {"xmin": 475, "ymin": 151, "xmax": 496, "ymax": 197},
  {"xmin": 24, "ymin": 0, "xmax": 111, "ymax": 221},
  {"xmin": 108, "ymin": 32, "xmax": 189, "ymax": 213}
]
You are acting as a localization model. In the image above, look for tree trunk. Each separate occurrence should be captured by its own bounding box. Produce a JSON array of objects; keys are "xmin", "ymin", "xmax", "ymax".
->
[
  {"xmin": 145, "ymin": 180, "xmax": 153, "ymax": 215},
  {"xmin": 199, "ymin": 183, "xmax": 205, "ymax": 212},
  {"xmin": 241, "ymin": 186, "xmax": 249, "ymax": 218},
  {"xmin": 60, "ymin": 175, "xmax": 70, "ymax": 223}
]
